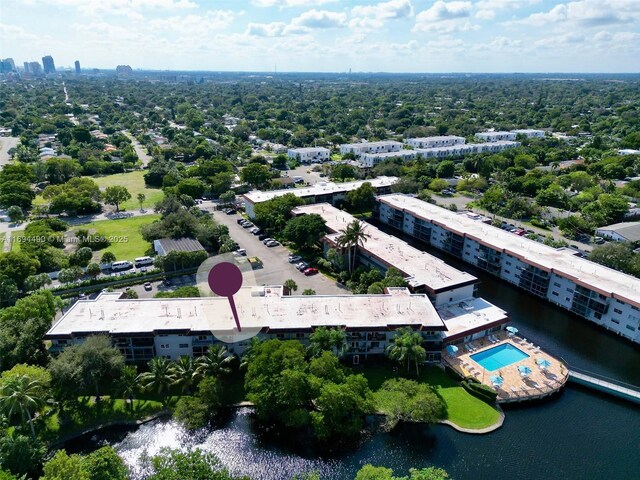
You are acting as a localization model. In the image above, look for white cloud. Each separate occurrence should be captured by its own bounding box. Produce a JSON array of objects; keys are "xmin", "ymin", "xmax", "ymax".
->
[
  {"xmin": 148, "ymin": 10, "xmax": 236, "ymax": 34},
  {"xmin": 475, "ymin": 0, "xmax": 540, "ymax": 20},
  {"xmin": 413, "ymin": 1, "xmax": 476, "ymax": 32},
  {"xmin": 349, "ymin": 0, "xmax": 414, "ymax": 30},
  {"xmin": 246, "ymin": 8, "xmax": 346, "ymax": 36},
  {"xmin": 290, "ymin": 9, "xmax": 347, "ymax": 29},
  {"xmin": 23, "ymin": 0, "xmax": 197, "ymax": 17},
  {"xmin": 251, "ymin": 0, "xmax": 337, "ymax": 7},
  {"xmin": 246, "ymin": 22, "xmax": 288, "ymax": 37},
  {"xmin": 515, "ymin": 0, "xmax": 640, "ymax": 27}
]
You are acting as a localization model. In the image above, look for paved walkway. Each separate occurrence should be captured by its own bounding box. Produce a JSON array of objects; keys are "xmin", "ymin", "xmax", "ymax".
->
[
  {"xmin": 0, "ymin": 136, "xmax": 19, "ymax": 167},
  {"xmin": 122, "ymin": 131, "xmax": 152, "ymax": 167}
]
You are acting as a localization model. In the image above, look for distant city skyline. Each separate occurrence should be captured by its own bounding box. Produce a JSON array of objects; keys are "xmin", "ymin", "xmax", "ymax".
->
[{"xmin": 1, "ymin": 0, "xmax": 639, "ymax": 73}]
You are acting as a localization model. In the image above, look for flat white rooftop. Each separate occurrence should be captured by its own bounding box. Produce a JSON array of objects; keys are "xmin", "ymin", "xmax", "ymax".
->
[
  {"xmin": 341, "ymin": 141, "xmax": 403, "ymax": 148},
  {"xmin": 292, "ymin": 203, "xmax": 477, "ymax": 293},
  {"xmin": 379, "ymin": 194, "xmax": 640, "ymax": 308},
  {"xmin": 288, "ymin": 147, "xmax": 330, "ymax": 152},
  {"xmin": 406, "ymin": 136, "xmax": 465, "ymax": 142},
  {"xmin": 46, "ymin": 288, "xmax": 445, "ymax": 338},
  {"xmin": 243, "ymin": 176, "xmax": 398, "ymax": 204},
  {"xmin": 437, "ymin": 297, "xmax": 508, "ymax": 341}
]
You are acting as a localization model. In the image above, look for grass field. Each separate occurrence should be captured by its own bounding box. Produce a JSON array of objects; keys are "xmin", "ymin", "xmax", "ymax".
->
[
  {"xmin": 361, "ymin": 365, "xmax": 500, "ymax": 430},
  {"xmin": 92, "ymin": 170, "xmax": 164, "ymax": 211},
  {"xmin": 69, "ymin": 214, "xmax": 160, "ymax": 261},
  {"xmin": 34, "ymin": 171, "xmax": 164, "ymax": 211}
]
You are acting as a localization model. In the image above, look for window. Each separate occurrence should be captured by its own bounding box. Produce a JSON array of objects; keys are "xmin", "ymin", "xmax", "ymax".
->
[
  {"xmin": 552, "ymin": 291, "xmax": 559, "ymax": 297},
  {"xmin": 276, "ymin": 333, "xmax": 284, "ymax": 339},
  {"xmin": 567, "ymin": 288, "xmax": 574, "ymax": 293},
  {"xmin": 565, "ymin": 297, "xmax": 571, "ymax": 302},
  {"xmin": 626, "ymin": 325, "xmax": 636, "ymax": 331},
  {"xmin": 611, "ymin": 319, "xmax": 620, "ymax": 324},
  {"xmin": 506, "ymin": 261, "xmax": 512, "ymax": 266},
  {"xmin": 295, "ymin": 333, "xmax": 305, "ymax": 338},
  {"xmin": 553, "ymin": 282, "xmax": 561, "ymax": 288},
  {"xmin": 614, "ymin": 308, "xmax": 623, "ymax": 315},
  {"xmin": 179, "ymin": 343, "xmax": 188, "ymax": 348},
  {"xmin": 160, "ymin": 344, "xmax": 169, "ymax": 349},
  {"xmin": 505, "ymin": 269, "xmax": 510, "ymax": 274}
]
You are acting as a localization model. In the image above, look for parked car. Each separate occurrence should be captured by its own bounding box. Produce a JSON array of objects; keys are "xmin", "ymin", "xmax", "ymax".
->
[
  {"xmin": 242, "ymin": 222, "xmax": 254, "ymax": 229},
  {"xmin": 266, "ymin": 240, "xmax": 279, "ymax": 247},
  {"xmin": 303, "ymin": 267, "xmax": 318, "ymax": 276},
  {"xmin": 224, "ymin": 209, "xmax": 236, "ymax": 215},
  {"xmin": 250, "ymin": 227, "xmax": 260, "ymax": 234},
  {"xmin": 144, "ymin": 282, "xmax": 152, "ymax": 291},
  {"xmin": 234, "ymin": 248, "xmax": 247, "ymax": 256},
  {"xmin": 288, "ymin": 254, "xmax": 302, "ymax": 263},
  {"xmin": 296, "ymin": 261, "xmax": 309, "ymax": 271},
  {"xmin": 258, "ymin": 234, "xmax": 269, "ymax": 241},
  {"xmin": 237, "ymin": 218, "xmax": 245, "ymax": 225},
  {"xmin": 262, "ymin": 238, "xmax": 273, "ymax": 245}
]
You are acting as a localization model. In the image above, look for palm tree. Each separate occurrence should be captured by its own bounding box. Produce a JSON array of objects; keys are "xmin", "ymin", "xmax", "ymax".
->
[
  {"xmin": 336, "ymin": 220, "xmax": 371, "ymax": 273},
  {"xmin": 137, "ymin": 193, "xmax": 146, "ymax": 211},
  {"xmin": 284, "ymin": 278, "xmax": 298, "ymax": 295},
  {"xmin": 386, "ymin": 327, "xmax": 426, "ymax": 376},
  {"xmin": 115, "ymin": 365, "xmax": 142, "ymax": 411},
  {"xmin": 196, "ymin": 345, "xmax": 234, "ymax": 378},
  {"xmin": 240, "ymin": 337, "xmax": 263, "ymax": 371},
  {"xmin": 140, "ymin": 357, "xmax": 175, "ymax": 406},
  {"xmin": 171, "ymin": 356, "xmax": 201, "ymax": 393},
  {"xmin": 329, "ymin": 328, "xmax": 348, "ymax": 357},
  {"xmin": 0, "ymin": 375, "xmax": 45, "ymax": 438}
]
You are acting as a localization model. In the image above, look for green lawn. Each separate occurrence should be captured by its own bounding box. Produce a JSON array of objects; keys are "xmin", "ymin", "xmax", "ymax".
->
[
  {"xmin": 92, "ymin": 171, "xmax": 164, "ymax": 211},
  {"xmin": 33, "ymin": 171, "xmax": 164, "ymax": 211},
  {"xmin": 69, "ymin": 214, "xmax": 160, "ymax": 261},
  {"xmin": 361, "ymin": 365, "xmax": 500, "ymax": 430}
]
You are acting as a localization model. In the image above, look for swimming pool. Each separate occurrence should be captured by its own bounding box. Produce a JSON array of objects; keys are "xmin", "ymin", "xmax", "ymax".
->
[{"xmin": 470, "ymin": 343, "xmax": 530, "ymax": 371}]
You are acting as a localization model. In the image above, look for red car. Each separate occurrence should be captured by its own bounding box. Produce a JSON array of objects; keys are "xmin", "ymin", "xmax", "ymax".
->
[{"xmin": 303, "ymin": 267, "xmax": 318, "ymax": 276}]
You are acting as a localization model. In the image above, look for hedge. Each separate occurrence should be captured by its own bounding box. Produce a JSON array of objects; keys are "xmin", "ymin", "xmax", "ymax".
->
[{"xmin": 461, "ymin": 379, "xmax": 498, "ymax": 403}]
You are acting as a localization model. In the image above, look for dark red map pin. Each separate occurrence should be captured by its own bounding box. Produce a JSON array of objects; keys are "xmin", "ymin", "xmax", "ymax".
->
[{"xmin": 208, "ymin": 262, "xmax": 244, "ymax": 332}]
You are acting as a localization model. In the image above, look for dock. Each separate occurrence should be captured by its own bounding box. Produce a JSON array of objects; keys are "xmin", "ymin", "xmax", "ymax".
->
[{"xmin": 568, "ymin": 367, "xmax": 640, "ymax": 405}]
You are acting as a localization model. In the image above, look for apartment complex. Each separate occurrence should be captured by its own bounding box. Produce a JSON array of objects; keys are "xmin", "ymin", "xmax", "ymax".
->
[
  {"xmin": 405, "ymin": 136, "xmax": 466, "ymax": 149},
  {"xmin": 287, "ymin": 147, "xmax": 330, "ymax": 163},
  {"xmin": 46, "ymin": 287, "xmax": 454, "ymax": 363},
  {"xmin": 42, "ymin": 55, "xmax": 56, "ymax": 74},
  {"xmin": 292, "ymin": 203, "xmax": 509, "ymax": 342},
  {"xmin": 475, "ymin": 131, "xmax": 518, "ymax": 142},
  {"xmin": 511, "ymin": 129, "xmax": 545, "ymax": 138},
  {"xmin": 339, "ymin": 141, "xmax": 403, "ymax": 157},
  {"xmin": 377, "ymin": 194, "xmax": 640, "ymax": 344},
  {"xmin": 242, "ymin": 176, "xmax": 397, "ymax": 219}
]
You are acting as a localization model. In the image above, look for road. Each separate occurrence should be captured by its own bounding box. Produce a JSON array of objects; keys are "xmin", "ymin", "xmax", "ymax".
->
[
  {"xmin": 431, "ymin": 193, "xmax": 593, "ymax": 253},
  {"xmin": 0, "ymin": 136, "xmax": 19, "ymax": 167},
  {"xmin": 122, "ymin": 130, "xmax": 152, "ymax": 167},
  {"xmin": 208, "ymin": 208, "xmax": 346, "ymax": 295},
  {"xmin": 283, "ymin": 164, "xmax": 326, "ymax": 185}
]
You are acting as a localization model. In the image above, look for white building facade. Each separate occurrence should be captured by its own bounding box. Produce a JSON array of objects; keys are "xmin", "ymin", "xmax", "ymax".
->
[
  {"xmin": 340, "ymin": 141, "xmax": 403, "ymax": 157},
  {"xmin": 475, "ymin": 131, "xmax": 518, "ymax": 142},
  {"xmin": 405, "ymin": 136, "xmax": 466, "ymax": 149},
  {"xmin": 511, "ymin": 129, "xmax": 546, "ymax": 139},
  {"xmin": 377, "ymin": 194, "xmax": 640, "ymax": 344},
  {"xmin": 287, "ymin": 147, "xmax": 330, "ymax": 163}
]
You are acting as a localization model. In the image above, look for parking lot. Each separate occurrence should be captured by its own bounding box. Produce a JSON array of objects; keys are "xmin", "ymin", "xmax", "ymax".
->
[{"xmin": 209, "ymin": 209, "xmax": 346, "ymax": 295}]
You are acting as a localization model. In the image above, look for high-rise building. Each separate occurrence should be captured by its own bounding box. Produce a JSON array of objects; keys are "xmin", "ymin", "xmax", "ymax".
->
[
  {"xmin": 2, "ymin": 58, "xmax": 15, "ymax": 71},
  {"xmin": 23, "ymin": 61, "xmax": 30, "ymax": 73},
  {"xmin": 74, "ymin": 60, "xmax": 81, "ymax": 75},
  {"xmin": 42, "ymin": 55, "xmax": 56, "ymax": 74},
  {"xmin": 29, "ymin": 61, "xmax": 42, "ymax": 75}
]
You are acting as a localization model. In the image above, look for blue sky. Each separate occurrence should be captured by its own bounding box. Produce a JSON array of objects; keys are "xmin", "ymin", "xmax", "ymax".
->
[{"xmin": 2, "ymin": 0, "xmax": 639, "ymax": 72}]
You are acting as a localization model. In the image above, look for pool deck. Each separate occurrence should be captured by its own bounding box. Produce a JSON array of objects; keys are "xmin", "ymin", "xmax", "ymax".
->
[{"xmin": 443, "ymin": 333, "xmax": 569, "ymax": 403}]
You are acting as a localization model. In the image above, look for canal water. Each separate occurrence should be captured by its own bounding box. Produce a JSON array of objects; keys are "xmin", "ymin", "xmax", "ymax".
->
[{"xmin": 65, "ymin": 227, "xmax": 640, "ymax": 479}]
